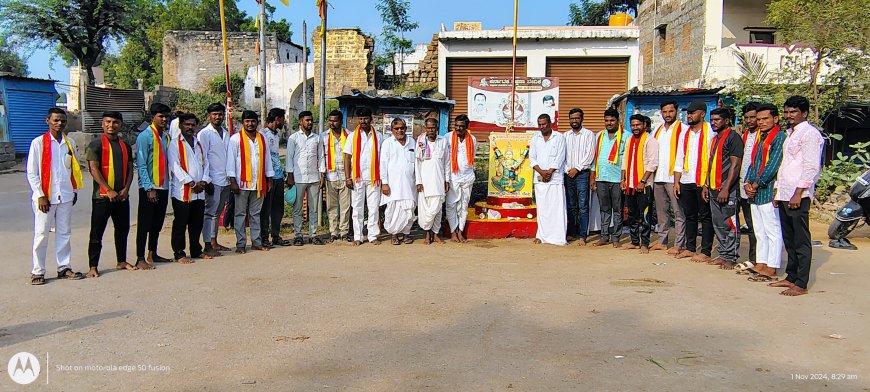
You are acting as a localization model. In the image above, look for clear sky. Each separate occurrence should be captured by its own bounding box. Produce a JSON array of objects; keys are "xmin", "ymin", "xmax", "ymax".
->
[{"xmin": 23, "ymin": 0, "xmax": 581, "ymax": 84}]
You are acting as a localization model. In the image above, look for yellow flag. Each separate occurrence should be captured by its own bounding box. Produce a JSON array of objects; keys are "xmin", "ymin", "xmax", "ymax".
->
[{"xmin": 280, "ymin": 0, "xmax": 288, "ymax": 6}]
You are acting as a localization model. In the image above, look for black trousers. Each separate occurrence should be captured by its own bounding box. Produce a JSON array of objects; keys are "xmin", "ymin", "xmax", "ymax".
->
[
  {"xmin": 88, "ymin": 199, "xmax": 130, "ymax": 268},
  {"xmin": 171, "ymin": 198, "xmax": 205, "ymax": 259},
  {"xmin": 136, "ymin": 188, "xmax": 169, "ymax": 258},
  {"xmin": 678, "ymin": 183, "xmax": 713, "ymax": 255},
  {"xmin": 738, "ymin": 197, "xmax": 757, "ymax": 262},
  {"xmin": 260, "ymin": 179, "xmax": 285, "ymax": 242},
  {"xmin": 779, "ymin": 198, "xmax": 812, "ymax": 289},
  {"xmin": 625, "ymin": 187, "xmax": 652, "ymax": 247}
]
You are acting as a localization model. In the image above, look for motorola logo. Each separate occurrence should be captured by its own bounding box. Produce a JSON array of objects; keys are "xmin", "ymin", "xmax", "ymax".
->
[{"xmin": 8, "ymin": 352, "xmax": 40, "ymax": 385}]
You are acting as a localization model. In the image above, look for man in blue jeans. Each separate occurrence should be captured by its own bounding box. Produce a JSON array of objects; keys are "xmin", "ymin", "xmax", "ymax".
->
[{"xmin": 563, "ymin": 108, "xmax": 596, "ymax": 246}]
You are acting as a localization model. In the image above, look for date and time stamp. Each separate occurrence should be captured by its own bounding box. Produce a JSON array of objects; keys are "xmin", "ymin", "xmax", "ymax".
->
[{"xmin": 790, "ymin": 373, "xmax": 859, "ymax": 381}]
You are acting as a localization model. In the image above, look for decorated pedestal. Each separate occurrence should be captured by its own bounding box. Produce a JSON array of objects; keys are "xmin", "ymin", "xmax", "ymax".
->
[{"xmin": 463, "ymin": 132, "xmax": 537, "ymax": 239}]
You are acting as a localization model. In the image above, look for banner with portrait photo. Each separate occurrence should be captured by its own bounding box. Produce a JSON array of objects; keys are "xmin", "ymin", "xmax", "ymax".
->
[{"xmin": 468, "ymin": 77, "xmax": 559, "ymax": 132}]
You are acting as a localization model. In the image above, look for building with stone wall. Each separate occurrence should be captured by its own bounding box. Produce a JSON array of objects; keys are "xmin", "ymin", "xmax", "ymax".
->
[
  {"xmin": 163, "ymin": 31, "xmax": 304, "ymax": 92},
  {"xmin": 312, "ymin": 28, "xmax": 374, "ymax": 102},
  {"xmin": 405, "ymin": 34, "xmax": 439, "ymax": 86}
]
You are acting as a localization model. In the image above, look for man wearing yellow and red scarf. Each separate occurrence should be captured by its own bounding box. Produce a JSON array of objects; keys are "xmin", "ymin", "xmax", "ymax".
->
[
  {"xmin": 168, "ymin": 113, "xmax": 212, "ymax": 264},
  {"xmin": 227, "ymin": 110, "xmax": 275, "ymax": 253},
  {"xmin": 25, "ymin": 108, "xmax": 85, "ymax": 285},
  {"xmin": 342, "ymin": 108, "xmax": 384, "ymax": 245},
  {"xmin": 673, "ymin": 100, "xmax": 715, "ymax": 262},
  {"xmin": 702, "ymin": 108, "xmax": 744, "ymax": 270},
  {"xmin": 85, "ymin": 111, "xmax": 135, "ymax": 278},
  {"xmin": 591, "ymin": 108, "xmax": 630, "ymax": 247},
  {"xmin": 322, "ymin": 110, "xmax": 352, "ymax": 243},
  {"xmin": 650, "ymin": 100, "xmax": 687, "ymax": 255},
  {"xmin": 135, "ymin": 103, "xmax": 173, "ymax": 268},
  {"xmin": 620, "ymin": 114, "xmax": 659, "ymax": 254}
]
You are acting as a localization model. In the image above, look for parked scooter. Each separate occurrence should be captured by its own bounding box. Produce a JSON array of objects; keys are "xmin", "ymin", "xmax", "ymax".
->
[{"xmin": 828, "ymin": 169, "xmax": 870, "ymax": 249}]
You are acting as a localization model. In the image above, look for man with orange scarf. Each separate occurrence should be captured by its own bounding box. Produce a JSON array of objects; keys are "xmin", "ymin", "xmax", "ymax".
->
[
  {"xmin": 135, "ymin": 103, "xmax": 173, "ymax": 268},
  {"xmin": 702, "ymin": 108, "xmax": 744, "ymax": 269},
  {"xmin": 226, "ymin": 110, "xmax": 275, "ymax": 253},
  {"xmin": 673, "ymin": 100, "xmax": 715, "ymax": 262},
  {"xmin": 650, "ymin": 100, "xmax": 687, "ymax": 254},
  {"xmin": 591, "ymin": 108, "xmax": 630, "ymax": 247},
  {"xmin": 342, "ymin": 108, "xmax": 384, "ymax": 245},
  {"xmin": 444, "ymin": 114, "xmax": 477, "ymax": 243},
  {"xmin": 168, "ymin": 113, "xmax": 212, "ymax": 264},
  {"xmin": 85, "ymin": 111, "xmax": 135, "ymax": 278},
  {"xmin": 25, "ymin": 108, "xmax": 85, "ymax": 285},
  {"xmin": 620, "ymin": 114, "xmax": 659, "ymax": 254},
  {"xmin": 322, "ymin": 110, "xmax": 353, "ymax": 243}
]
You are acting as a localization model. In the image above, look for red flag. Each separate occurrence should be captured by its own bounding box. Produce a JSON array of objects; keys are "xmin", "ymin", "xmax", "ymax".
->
[{"xmin": 316, "ymin": 0, "xmax": 326, "ymax": 19}]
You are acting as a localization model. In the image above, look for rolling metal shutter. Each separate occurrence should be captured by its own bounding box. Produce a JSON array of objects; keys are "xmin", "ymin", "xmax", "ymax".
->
[
  {"xmin": 545, "ymin": 58, "xmax": 629, "ymax": 132},
  {"xmin": 446, "ymin": 57, "xmax": 527, "ymax": 136},
  {"xmin": 6, "ymin": 90, "xmax": 57, "ymax": 154}
]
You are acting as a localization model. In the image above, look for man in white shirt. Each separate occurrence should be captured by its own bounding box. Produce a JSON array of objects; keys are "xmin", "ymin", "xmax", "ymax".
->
[
  {"xmin": 674, "ymin": 100, "xmax": 715, "ymax": 262},
  {"xmin": 650, "ymin": 100, "xmax": 687, "ymax": 254},
  {"xmin": 322, "ymin": 110, "xmax": 353, "ymax": 243},
  {"xmin": 26, "ymin": 108, "xmax": 85, "ymax": 284},
  {"xmin": 531, "ymin": 114, "xmax": 568, "ymax": 246},
  {"xmin": 286, "ymin": 110, "xmax": 326, "ymax": 246},
  {"xmin": 445, "ymin": 114, "xmax": 477, "ymax": 243},
  {"xmin": 563, "ymin": 108, "xmax": 596, "ymax": 246},
  {"xmin": 737, "ymin": 102, "xmax": 760, "ymax": 265},
  {"xmin": 416, "ymin": 118, "xmax": 450, "ymax": 245},
  {"xmin": 260, "ymin": 108, "xmax": 290, "ymax": 247},
  {"xmin": 198, "ymin": 103, "xmax": 232, "ymax": 256},
  {"xmin": 342, "ymin": 108, "xmax": 384, "ymax": 245},
  {"xmin": 226, "ymin": 110, "xmax": 275, "ymax": 253},
  {"xmin": 380, "ymin": 118, "xmax": 417, "ymax": 245},
  {"xmin": 168, "ymin": 113, "xmax": 212, "ymax": 263}
]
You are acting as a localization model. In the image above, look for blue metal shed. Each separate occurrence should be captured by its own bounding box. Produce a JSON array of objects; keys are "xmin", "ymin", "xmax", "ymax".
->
[
  {"xmin": 0, "ymin": 75, "xmax": 59, "ymax": 154},
  {"xmin": 611, "ymin": 87, "xmax": 724, "ymax": 131}
]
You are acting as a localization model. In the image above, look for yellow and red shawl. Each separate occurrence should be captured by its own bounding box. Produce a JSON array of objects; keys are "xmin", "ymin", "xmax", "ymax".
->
[
  {"xmin": 654, "ymin": 122, "xmax": 681, "ymax": 175},
  {"xmin": 708, "ymin": 127, "xmax": 733, "ymax": 190},
  {"xmin": 682, "ymin": 122, "xmax": 712, "ymax": 186},
  {"xmin": 326, "ymin": 128, "xmax": 348, "ymax": 172},
  {"xmin": 239, "ymin": 131, "xmax": 268, "ymax": 197},
  {"xmin": 451, "ymin": 131, "xmax": 474, "ymax": 173},
  {"xmin": 99, "ymin": 134, "xmax": 129, "ymax": 196},
  {"xmin": 40, "ymin": 132, "xmax": 83, "ymax": 198},
  {"xmin": 350, "ymin": 125, "xmax": 380, "ymax": 182}
]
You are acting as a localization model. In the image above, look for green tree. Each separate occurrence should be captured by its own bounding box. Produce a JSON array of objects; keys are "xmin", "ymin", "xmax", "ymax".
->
[
  {"xmin": 568, "ymin": 1, "xmax": 609, "ymax": 26},
  {"xmin": 766, "ymin": 0, "xmax": 868, "ymax": 122},
  {"xmin": 240, "ymin": 2, "xmax": 294, "ymax": 43},
  {"xmin": 376, "ymin": 0, "xmax": 418, "ymax": 75},
  {"xmin": 0, "ymin": 0, "xmax": 132, "ymax": 84},
  {"xmin": 0, "ymin": 37, "xmax": 28, "ymax": 76}
]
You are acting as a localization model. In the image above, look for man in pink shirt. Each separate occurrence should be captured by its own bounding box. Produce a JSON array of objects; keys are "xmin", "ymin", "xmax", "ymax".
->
[{"xmin": 769, "ymin": 96, "xmax": 824, "ymax": 296}]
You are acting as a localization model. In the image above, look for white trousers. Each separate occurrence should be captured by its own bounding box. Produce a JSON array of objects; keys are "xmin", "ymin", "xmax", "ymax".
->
[
  {"xmin": 445, "ymin": 180, "xmax": 473, "ymax": 232},
  {"xmin": 383, "ymin": 200, "xmax": 416, "ymax": 235},
  {"xmin": 352, "ymin": 181, "xmax": 382, "ymax": 241},
  {"xmin": 32, "ymin": 200, "xmax": 73, "ymax": 275},
  {"xmin": 417, "ymin": 194, "xmax": 444, "ymax": 232},
  {"xmin": 750, "ymin": 202, "xmax": 783, "ymax": 268},
  {"xmin": 535, "ymin": 183, "xmax": 567, "ymax": 245}
]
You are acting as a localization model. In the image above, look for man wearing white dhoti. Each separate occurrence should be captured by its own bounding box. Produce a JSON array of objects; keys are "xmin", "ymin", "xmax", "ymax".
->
[
  {"xmin": 380, "ymin": 118, "xmax": 417, "ymax": 245},
  {"xmin": 415, "ymin": 118, "xmax": 451, "ymax": 244},
  {"xmin": 530, "ymin": 114, "xmax": 567, "ymax": 246},
  {"xmin": 445, "ymin": 114, "xmax": 477, "ymax": 243}
]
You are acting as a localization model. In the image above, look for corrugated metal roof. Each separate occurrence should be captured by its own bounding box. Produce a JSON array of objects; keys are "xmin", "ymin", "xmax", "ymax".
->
[
  {"xmin": 610, "ymin": 87, "xmax": 725, "ymax": 105},
  {"xmin": 332, "ymin": 91, "xmax": 455, "ymax": 107}
]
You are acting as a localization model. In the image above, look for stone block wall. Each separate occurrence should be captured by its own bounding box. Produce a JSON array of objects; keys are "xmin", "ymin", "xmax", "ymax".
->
[
  {"xmin": 312, "ymin": 28, "xmax": 374, "ymax": 102},
  {"xmin": 406, "ymin": 34, "xmax": 439, "ymax": 86},
  {"xmin": 163, "ymin": 31, "xmax": 302, "ymax": 92},
  {"xmin": 639, "ymin": 0, "xmax": 706, "ymax": 89},
  {"xmin": 0, "ymin": 142, "xmax": 16, "ymax": 170}
]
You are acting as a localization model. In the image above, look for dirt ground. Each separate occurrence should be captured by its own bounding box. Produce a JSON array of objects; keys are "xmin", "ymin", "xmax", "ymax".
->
[{"xmin": 1, "ymin": 171, "xmax": 868, "ymax": 391}]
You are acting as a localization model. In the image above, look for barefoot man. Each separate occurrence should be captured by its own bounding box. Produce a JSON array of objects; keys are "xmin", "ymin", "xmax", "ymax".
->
[
  {"xmin": 168, "ymin": 113, "xmax": 212, "ymax": 263},
  {"xmin": 380, "ymin": 118, "xmax": 417, "ymax": 245},
  {"xmin": 702, "ymin": 108, "xmax": 743, "ymax": 269},
  {"xmin": 591, "ymin": 108, "xmax": 629, "ymax": 247},
  {"xmin": 769, "ymin": 96, "xmax": 824, "ymax": 296},
  {"xmin": 85, "ymin": 111, "xmax": 136, "ymax": 277},
  {"xmin": 415, "ymin": 118, "xmax": 450, "ymax": 244},
  {"xmin": 531, "ymin": 114, "xmax": 567, "ymax": 245},
  {"xmin": 673, "ymin": 100, "xmax": 715, "ymax": 262},
  {"xmin": 650, "ymin": 100, "xmax": 687, "ymax": 254},
  {"xmin": 744, "ymin": 104, "xmax": 786, "ymax": 281},
  {"xmin": 445, "ymin": 114, "xmax": 477, "ymax": 243},
  {"xmin": 621, "ymin": 114, "xmax": 658, "ymax": 253},
  {"xmin": 199, "ymin": 103, "xmax": 232, "ymax": 257}
]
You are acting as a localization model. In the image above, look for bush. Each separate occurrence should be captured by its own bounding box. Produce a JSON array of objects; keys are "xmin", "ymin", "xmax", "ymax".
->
[
  {"xmin": 175, "ymin": 89, "xmax": 224, "ymax": 116},
  {"xmin": 208, "ymin": 73, "xmax": 245, "ymax": 100},
  {"xmin": 815, "ymin": 141, "xmax": 870, "ymax": 204}
]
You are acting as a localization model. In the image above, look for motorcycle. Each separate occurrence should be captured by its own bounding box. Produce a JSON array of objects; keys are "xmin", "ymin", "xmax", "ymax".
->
[{"xmin": 828, "ymin": 169, "xmax": 870, "ymax": 249}]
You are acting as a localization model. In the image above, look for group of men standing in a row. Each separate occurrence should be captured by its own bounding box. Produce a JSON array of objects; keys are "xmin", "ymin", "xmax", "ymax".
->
[
  {"xmin": 534, "ymin": 95, "xmax": 824, "ymax": 296},
  {"xmin": 25, "ymin": 103, "xmax": 480, "ymax": 285}
]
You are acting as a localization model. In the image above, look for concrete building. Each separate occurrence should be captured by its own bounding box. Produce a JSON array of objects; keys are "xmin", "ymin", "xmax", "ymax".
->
[
  {"xmin": 638, "ymin": 0, "xmax": 832, "ymax": 89},
  {"xmin": 436, "ymin": 25, "xmax": 640, "ymax": 132},
  {"xmin": 382, "ymin": 43, "xmax": 429, "ymax": 76},
  {"xmin": 242, "ymin": 62, "xmax": 314, "ymax": 121},
  {"xmin": 312, "ymin": 28, "xmax": 375, "ymax": 102}
]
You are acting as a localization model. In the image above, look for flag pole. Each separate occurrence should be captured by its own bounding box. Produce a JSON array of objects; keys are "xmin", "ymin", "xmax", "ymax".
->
[
  {"xmin": 219, "ymin": 0, "xmax": 235, "ymax": 134},
  {"xmin": 302, "ymin": 21, "xmax": 308, "ymax": 109},
  {"xmin": 259, "ymin": 0, "xmax": 267, "ymax": 118},
  {"xmin": 319, "ymin": 1, "xmax": 327, "ymax": 134},
  {"xmin": 509, "ymin": 0, "xmax": 518, "ymax": 133}
]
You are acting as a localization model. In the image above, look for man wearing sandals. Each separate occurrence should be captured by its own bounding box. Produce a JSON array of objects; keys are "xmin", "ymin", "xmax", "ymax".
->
[
  {"xmin": 227, "ymin": 110, "xmax": 275, "ymax": 253},
  {"xmin": 285, "ymin": 111, "xmax": 326, "ymax": 246},
  {"xmin": 199, "ymin": 103, "xmax": 233, "ymax": 257},
  {"xmin": 702, "ymin": 108, "xmax": 744, "ymax": 270},
  {"xmin": 743, "ymin": 104, "xmax": 786, "ymax": 282},
  {"xmin": 415, "ymin": 118, "xmax": 450, "ymax": 245},
  {"xmin": 343, "ymin": 108, "xmax": 384, "ymax": 246},
  {"xmin": 26, "ymin": 108, "xmax": 85, "ymax": 284},
  {"xmin": 380, "ymin": 118, "xmax": 417, "ymax": 245},
  {"xmin": 85, "ymin": 111, "xmax": 136, "ymax": 278}
]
